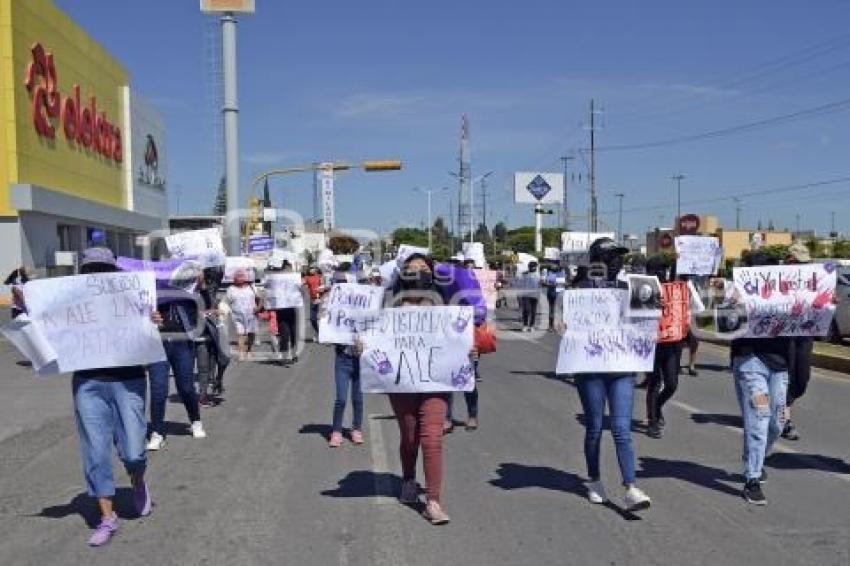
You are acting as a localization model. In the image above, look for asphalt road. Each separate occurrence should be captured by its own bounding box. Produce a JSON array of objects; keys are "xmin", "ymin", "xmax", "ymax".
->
[{"xmin": 0, "ymin": 308, "xmax": 849, "ymax": 566}]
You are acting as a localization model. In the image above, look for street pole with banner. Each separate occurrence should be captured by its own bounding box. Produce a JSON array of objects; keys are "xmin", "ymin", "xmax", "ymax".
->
[{"xmin": 319, "ymin": 163, "xmax": 335, "ymax": 231}]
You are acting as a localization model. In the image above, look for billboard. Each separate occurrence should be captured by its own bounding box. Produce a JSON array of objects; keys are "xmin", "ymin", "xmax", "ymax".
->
[
  {"xmin": 128, "ymin": 91, "xmax": 167, "ymax": 219},
  {"xmin": 200, "ymin": 0, "xmax": 255, "ymax": 13},
  {"xmin": 514, "ymin": 172, "xmax": 564, "ymax": 204}
]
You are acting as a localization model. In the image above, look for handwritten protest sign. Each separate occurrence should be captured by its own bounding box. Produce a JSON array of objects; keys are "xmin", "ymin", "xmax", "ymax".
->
[
  {"xmin": 318, "ymin": 283, "xmax": 384, "ymax": 345},
  {"xmin": 19, "ymin": 272, "xmax": 166, "ymax": 374},
  {"xmin": 116, "ymin": 257, "xmax": 202, "ymax": 293},
  {"xmin": 223, "ymin": 256, "xmax": 256, "ymax": 283},
  {"xmin": 165, "ymin": 228, "xmax": 225, "ymax": 267},
  {"xmin": 732, "ymin": 264, "xmax": 836, "ymax": 337},
  {"xmin": 264, "ymin": 273, "xmax": 304, "ymax": 309},
  {"xmin": 475, "ymin": 269, "xmax": 500, "ymax": 311},
  {"xmin": 675, "ymin": 236, "xmax": 722, "ymax": 275},
  {"xmin": 658, "ymin": 282, "xmax": 689, "ymax": 343},
  {"xmin": 359, "ymin": 305, "xmax": 475, "ymax": 393},
  {"xmin": 556, "ymin": 289, "xmax": 657, "ymax": 374}
]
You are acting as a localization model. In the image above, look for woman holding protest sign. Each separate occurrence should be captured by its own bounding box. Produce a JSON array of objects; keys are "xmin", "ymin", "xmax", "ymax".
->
[
  {"xmin": 355, "ymin": 252, "xmax": 467, "ymax": 525},
  {"xmin": 196, "ymin": 267, "xmax": 230, "ymax": 407},
  {"xmin": 566, "ymin": 237, "xmax": 652, "ymax": 512},
  {"xmin": 645, "ymin": 255, "xmax": 688, "ymax": 439},
  {"xmin": 69, "ymin": 248, "xmax": 155, "ymax": 546}
]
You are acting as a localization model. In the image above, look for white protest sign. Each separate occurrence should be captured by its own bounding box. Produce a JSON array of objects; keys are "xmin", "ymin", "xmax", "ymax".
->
[
  {"xmin": 556, "ymin": 289, "xmax": 657, "ymax": 374},
  {"xmin": 165, "ymin": 228, "xmax": 225, "ymax": 267},
  {"xmin": 396, "ymin": 244, "xmax": 430, "ymax": 268},
  {"xmin": 359, "ymin": 306, "xmax": 475, "ymax": 393},
  {"xmin": 21, "ymin": 272, "xmax": 166, "ymax": 374},
  {"xmin": 264, "ymin": 273, "xmax": 304, "ymax": 309},
  {"xmin": 318, "ymin": 283, "xmax": 385, "ymax": 345},
  {"xmin": 475, "ymin": 269, "xmax": 500, "ymax": 310},
  {"xmin": 675, "ymin": 236, "xmax": 722, "ymax": 275},
  {"xmin": 0, "ymin": 314, "xmax": 58, "ymax": 373},
  {"xmin": 732, "ymin": 264, "xmax": 836, "ymax": 337},
  {"xmin": 462, "ymin": 242, "xmax": 486, "ymax": 269},
  {"xmin": 223, "ymin": 256, "xmax": 256, "ymax": 283},
  {"xmin": 561, "ymin": 232, "xmax": 616, "ymax": 253}
]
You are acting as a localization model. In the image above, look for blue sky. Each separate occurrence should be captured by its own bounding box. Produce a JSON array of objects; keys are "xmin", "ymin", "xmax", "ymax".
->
[{"xmin": 56, "ymin": 0, "xmax": 850, "ymax": 238}]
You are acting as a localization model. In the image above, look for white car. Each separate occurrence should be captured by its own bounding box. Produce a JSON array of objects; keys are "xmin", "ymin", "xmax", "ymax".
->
[{"xmin": 827, "ymin": 265, "xmax": 850, "ymax": 343}]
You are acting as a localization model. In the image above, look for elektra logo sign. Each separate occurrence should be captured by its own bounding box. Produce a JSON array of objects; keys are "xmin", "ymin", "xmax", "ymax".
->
[
  {"xmin": 23, "ymin": 43, "xmax": 123, "ymax": 163},
  {"xmin": 526, "ymin": 175, "xmax": 552, "ymax": 201}
]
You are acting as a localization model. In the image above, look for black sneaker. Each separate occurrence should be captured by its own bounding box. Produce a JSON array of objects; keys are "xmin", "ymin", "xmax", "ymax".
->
[
  {"xmin": 688, "ymin": 368, "xmax": 698, "ymax": 376},
  {"xmin": 657, "ymin": 410, "xmax": 665, "ymax": 427},
  {"xmin": 781, "ymin": 420, "xmax": 800, "ymax": 441},
  {"xmin": 647, "ymin": 422, "xmax": 663, "ymax": 439},
  {"xmin": 743, "ymin": 479, "xmax": 767, "ymax": 505}
]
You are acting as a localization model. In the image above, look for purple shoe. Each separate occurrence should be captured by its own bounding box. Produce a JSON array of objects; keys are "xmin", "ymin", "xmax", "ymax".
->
[
  {"xmin": 88, "ymin": 514, "xmax": 118, "ymax": 547},
  {"xmin": 134, "ymin": 480, "xmax": 152, "ymax": 517}
]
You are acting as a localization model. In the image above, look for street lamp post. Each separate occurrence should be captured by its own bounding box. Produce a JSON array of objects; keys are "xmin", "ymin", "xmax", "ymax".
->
[
  {"xmin": 672, "ymin": 174, "xmax": 685, "ymax": 229},
  {"xmin": 615, "ymin": 192, "xmax": 625, "ymax": 244}
]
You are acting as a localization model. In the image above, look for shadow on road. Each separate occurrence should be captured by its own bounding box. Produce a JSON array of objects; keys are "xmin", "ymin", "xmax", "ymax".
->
[
  {"xmin": 766, "ymin": 452, "xmax": 850, "ymax": 475},
  {"xmin": 36, "ymin": 488, "xmax": 138, "ymax": 528},
  {"xmin": 321, "ymin": 470, "xmax": 399, "ymax": 498},
  {"xmin": 299, "ymin": 423, "xmax": 332, "ymax": 440},
  {"xmin": 489, "ymin": 463, "xmax": 642, "ymax": 521},
  {"xmin": 638, "ymin": 457, "xmax": 743, "ymax": 497},
  {"xmin": 690, "ymin": 413, "xmax": 742, "ymax": 428}
]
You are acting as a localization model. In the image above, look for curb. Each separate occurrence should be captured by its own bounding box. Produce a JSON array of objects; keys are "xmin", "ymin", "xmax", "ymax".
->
[{"xmin": 701, "ymin": 339, "xmax": 850, "ymax": 378}]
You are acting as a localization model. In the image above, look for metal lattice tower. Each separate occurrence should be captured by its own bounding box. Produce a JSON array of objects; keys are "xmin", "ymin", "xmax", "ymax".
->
[{"xmin": 457, "ymin": 115, "xmax": 472, "ymax": 240}]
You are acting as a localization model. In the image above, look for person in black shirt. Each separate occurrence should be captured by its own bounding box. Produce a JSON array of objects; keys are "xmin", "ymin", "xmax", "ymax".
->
[
  {"xmin": 730, "ymin": 251, "xmax": 790, "ymax": 505},
  {"xmin": 782, "ymin": 242, "xmax": 815, "ymax": 440}
]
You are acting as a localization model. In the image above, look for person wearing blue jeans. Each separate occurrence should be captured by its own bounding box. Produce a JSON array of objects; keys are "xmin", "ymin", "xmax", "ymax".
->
[
  {"xmin": 328, "ymin": 346, "xmax": 363, "ymax": 447},
  {"xmin": 445, "ymin": 361, "xmax": 479, "ymax": 431},
  {"xmin": 147, "ymin": 338, "xmax": 205, "ymax": 449},
  {"xmin": 67, "ymin": 247, "xmax": 153, "ymax": 547}
]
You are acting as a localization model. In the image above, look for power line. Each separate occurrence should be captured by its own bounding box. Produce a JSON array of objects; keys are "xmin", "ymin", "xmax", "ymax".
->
[{"xmin": 592, "ymin": 97, "xmax": 850, "ymax": 153}]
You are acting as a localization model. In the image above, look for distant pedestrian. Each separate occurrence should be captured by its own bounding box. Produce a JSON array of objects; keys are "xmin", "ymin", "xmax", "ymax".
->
[
  {"xmin": 226, "ymin": 269, "xmax": 259, "ymax": 362},
  {"xmin": 196, "ymin": 268, "xmax": 230, "ymax": 407},
  {"xmin": 518, "ymin": 261, "xmax": 540, "ymax": 332},
  {"xmin": 70, "ymin": 248, "xmax": 153, "ymax": 546},
  {"xmin": 272, "ymin": 261, "xmax": 304, "ymax": 365},
  {"xmin": 303, "ymin": 266, "xmax": 324, "ymax": 341}
]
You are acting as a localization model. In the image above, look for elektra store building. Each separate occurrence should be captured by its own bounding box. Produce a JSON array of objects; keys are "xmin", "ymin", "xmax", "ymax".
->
[{"xmin": 0, "ymin": 0, "xmax": 168, "ymax": 289}]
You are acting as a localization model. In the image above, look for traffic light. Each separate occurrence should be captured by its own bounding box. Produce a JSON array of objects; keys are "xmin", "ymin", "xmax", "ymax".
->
[{"xmin": 249, "ymin": 197, "xmax": 262, "ymax": 231}]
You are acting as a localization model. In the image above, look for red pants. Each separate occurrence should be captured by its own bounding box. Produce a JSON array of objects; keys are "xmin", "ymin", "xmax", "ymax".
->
[{"xmin": 388, "ymin": 393, "xmax": 448, "ymax": 503}]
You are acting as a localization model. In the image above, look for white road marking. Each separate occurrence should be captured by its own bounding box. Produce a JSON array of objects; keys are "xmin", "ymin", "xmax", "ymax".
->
[
  {"xmin": 368, "ymin": 413, "xmax": 397, "ymax": 505},
  {"xmin": 367, "ymin": 413, "xmax": 410, "ymax": 566}
]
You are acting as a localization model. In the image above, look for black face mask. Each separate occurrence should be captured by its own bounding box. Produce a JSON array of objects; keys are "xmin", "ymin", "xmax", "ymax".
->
[{"xmin": 399, "ymin": 270, "xmax": 434, "ymax": 291}]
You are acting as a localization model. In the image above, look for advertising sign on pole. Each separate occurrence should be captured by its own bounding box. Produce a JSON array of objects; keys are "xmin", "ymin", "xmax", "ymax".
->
[{"xmin": 514, "ymin": 172, "xmax": 564, "ymax": 204}]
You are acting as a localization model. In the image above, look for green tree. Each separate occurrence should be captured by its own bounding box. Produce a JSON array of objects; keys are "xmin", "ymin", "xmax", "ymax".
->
[
  {"xmin": 833, "ymin": 240, "xmax": 850, "ymax": 258},
  {"xmin": 328, "ymin": 233, "xmax": 360, "ymax": 255},
  {"xmin": 474, "ymin": 222, "xmax": 490, "ymax": 244},
  {"xmin": 492, "ymin": 222, "xmax": 508, "ymax": 243},
  {"xmin": 391, "ymin": 227, "xmax": 429, "ymax": 248}
]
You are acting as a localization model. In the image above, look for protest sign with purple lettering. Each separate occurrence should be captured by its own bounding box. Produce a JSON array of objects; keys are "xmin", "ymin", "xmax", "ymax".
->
[
  {"xmin": 19, "ymin": 272, "xmax": 166, "ymax": 374},
  {"xmin": 319, "ymin": 283, "xmax": 384, "ymax": 345},
  {"xmin": 556, "ymin": 289, "xmax": 657, "ymax": 374},
  {"xmin": 732, "ymin": 264, "xmax": 836, "ymax": 337},
  {"xmin": 358, "ymin": 305, "xmax": 474, "ymax": 393},
  {"xmin": 116, "ymin": 257, "xmax": 202, "ymax": 293}
]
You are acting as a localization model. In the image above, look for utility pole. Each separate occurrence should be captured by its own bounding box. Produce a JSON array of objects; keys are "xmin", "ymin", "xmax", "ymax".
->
[
  {"xmin": 615, "ymin": 193, "xmax": 625, "ymax": 244},
  {"xmin": 589, "ymin": 100, "xmax": 598, "ymax": 232},
  {"xmin": 672, "ymin": 174, "xmax": 685, "ymax": 228},
  {"xmin": 831, "ymin": 210, "xmax": 836, "ymax": 235},
  {"xmin": 733, "ymin": 197, "xmax": 741, "ymax": 230},
  {"xmin": 560, "ymin": 155, "xmax": 573, "ymax": 231},
  {"xmin": 795, "ymin": 213, "xmax": 801, "ymax": 235},
  {"xmin": 222, "ymin": 12, "xmax": 240, "ymax": 254},
  {"xmin": 448, "ymin": 193, "xmax": 455, "ymax": 254}
]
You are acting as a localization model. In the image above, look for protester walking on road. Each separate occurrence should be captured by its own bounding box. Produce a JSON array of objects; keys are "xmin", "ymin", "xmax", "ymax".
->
[
  {"xmin": 729, "ymin": 251, "xmax": 790, "ymax": 505},
  {"xmin": 303, "ymin": 266, "xmax": 324, "ymax": 341},
  {"xmin": 328, "ymin": 269, "xmax": 365, "ymax": 448},
  {"xmin": 645, "ymin": 255, "xmax": 687, "ymax": 439},
  {"xmin": 569, "ymin": 238, "xmax": 652, "ymax": 512},
  {"xmin": 196, "ymin": 268, "xmax": 230, "ymax": 407},
  {"xmin": 364, "ymin": 253, "xmax": 457, "ymax": 524},
  {"xmin": 273, "ymin": 261, "xmax": 303, "ymax": 366},
  {"xmin": 782, "ymin": 242, "xmax": 815, "ymax": 441},
  {"xmin": 70, "ymin": 248, "xmax": 154, "ymax": 546},
  {"xmin": 226, "ymin": 269, "xmax": 260, "ymax": 362},
  {"xmin": 518, "ymin": 261, "xmax": 540, "ymax": 332},
  {"xmin": 147, "ymin": 262, "xmax": 207, "ymax": 451}
]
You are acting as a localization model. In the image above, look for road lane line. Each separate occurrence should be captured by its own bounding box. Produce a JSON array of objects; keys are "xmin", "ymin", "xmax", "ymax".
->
[
  {"xmin": 670, "ymin": 400, "xmax": 850, "ymax": 484},
  {"xmin": 368, "ymin": 413, "xmax": 396, "ymax": 505}
]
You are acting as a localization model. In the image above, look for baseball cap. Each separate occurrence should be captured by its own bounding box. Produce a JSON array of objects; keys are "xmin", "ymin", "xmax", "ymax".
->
[
  {"xmin": 80, "ymin": 246, "xmax": 116, "ymax": 268},
  {"xmin": 588, "ymin": 237, "xmax": 628, "ymax": 260}
]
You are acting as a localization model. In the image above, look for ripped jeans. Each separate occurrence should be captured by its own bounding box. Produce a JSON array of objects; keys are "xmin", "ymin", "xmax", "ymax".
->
[{"xmin": 732, "ymin": 354, "xmax": 788, "ymax": 481}]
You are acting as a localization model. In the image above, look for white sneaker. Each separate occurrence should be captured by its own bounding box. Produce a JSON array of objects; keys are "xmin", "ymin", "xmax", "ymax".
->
[
  {"xmin": 586, "ymin": 481, "xmax": 607, "ymax": 504},
  {"xmin": 624, "ymin": 486, "xmax": 651, "ymax": 511},
  {"xmin": 191, "ymin": 421, "xmax": 207, "ymax": 439},
  {"xmin": 146, "ymin": 432, "xmax": 165, "ymax": 451}
]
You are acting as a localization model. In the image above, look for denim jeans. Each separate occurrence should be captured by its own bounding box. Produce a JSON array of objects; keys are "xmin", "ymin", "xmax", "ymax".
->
[
  {"xmin": 72, "ymin": 375, "xmax": 147, "ymax": 498},
  {"xmin": 446, "ymin": 361, "xmax": 479, "ymax": 420},
  {"xmin": 149, "ymin": 339, "xmax": 200, "ymax": 435},
  {"xmin": 310, "ymin": 303, "xmax": 320, "ymax": 339},
  {"xmin": 733, "ymin": 354, "xmax": 788, "ymax": 480},
  {"xmin": 576, "ymin": 373, "xmax": 637, "ymax": 485},
  {"xmin": 332, "ymin": 351, "xmax": 363, "ymax": 432}
]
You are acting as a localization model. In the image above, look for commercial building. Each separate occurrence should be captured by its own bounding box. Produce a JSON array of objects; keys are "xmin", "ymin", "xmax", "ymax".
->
[
  {"xmin": 646, "ymin": 214, "xmax": 793, "ymax": 261},
  {"xmin": 0, "ymin": 0, "xmax": 167, "ymax": 287}
]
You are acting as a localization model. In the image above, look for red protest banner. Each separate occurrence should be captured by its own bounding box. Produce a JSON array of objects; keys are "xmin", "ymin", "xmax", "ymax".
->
[{"xmin": 658, "ymin": 282, "xmax": 690, "ymax": 343}]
